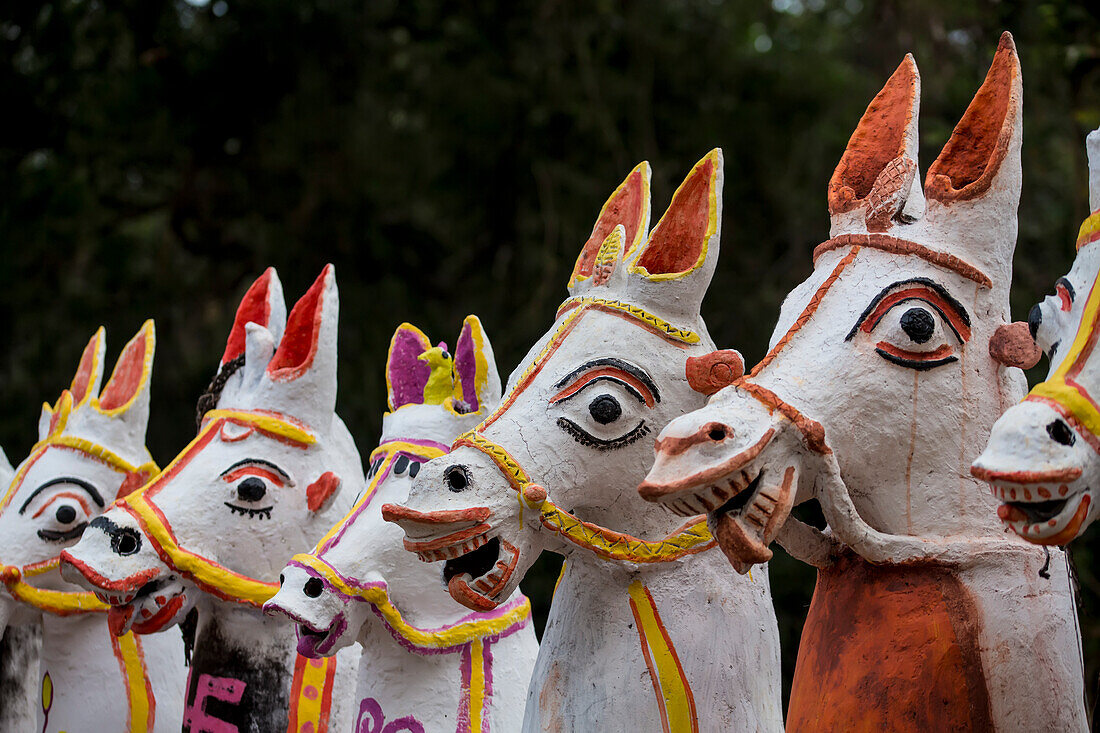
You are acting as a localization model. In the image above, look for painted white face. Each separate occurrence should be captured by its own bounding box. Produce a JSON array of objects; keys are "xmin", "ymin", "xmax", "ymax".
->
[
  {"xmin": 387, "ymin": 151, "xmax": 727, "ymax": 612},
  {"xmin": 1028, "ymin": 246, "xmax": 1100, "ymax": 374}
]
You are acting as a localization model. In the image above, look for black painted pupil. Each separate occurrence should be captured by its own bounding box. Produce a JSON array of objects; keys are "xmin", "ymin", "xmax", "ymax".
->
[
  {"xmin": 394, "ymin": 455, "xmax": 410, "ymax": 475},
  {"xmin": 1047, "ymin": 419, "xmax": 1076, "ymax": 447},
  {"xmin": 442, "ymin": 350, "xmax": 450, "ymax": 360},
  {"xmin": 303, "ymin": 577, "xmax": 324, "ymax": 598},
  {"xmin": 900, "ymin": 307, "xmax": 935, "ymax": 344},
  {"xmin": 237, "ymin": 477, "xmax": 267, "ymax": 502},
  {"xmin": 409, "ymin": 461, "xmax": 420, "ymax": 478},
  {"xmin": 589, "ymin": 394, "xmax": 622, "ymax": 425},
  {"xmin": 445, "ymin": 466, "xmax": 469, "ymax": 492},
  {"xmin": 55, "ymin": 505, "xmax": 77, "ymax": 524}
]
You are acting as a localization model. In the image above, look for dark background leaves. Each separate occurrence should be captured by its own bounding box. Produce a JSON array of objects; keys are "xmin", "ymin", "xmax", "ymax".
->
[{"xmin": 2, "ymin": 0, "xmax": 1099, "ymax": 713}]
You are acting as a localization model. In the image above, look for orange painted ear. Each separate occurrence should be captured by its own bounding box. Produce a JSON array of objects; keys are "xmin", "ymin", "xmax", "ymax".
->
[
  {"xmin": 569, "ymin": 162, "xmax": 651, "ymax": 288},
  {"xmin": 70, "ymin": 327, "xmax": 106, "ymax": 406},
  {"xmin": 925, "ymin": 32, "xmax": 1020, "ymax": 203},
  {"xmin": 222, "ymin": 268, "xmax": 286, "ymax": 366},
  {"xmin": 267, "ymin": 265, "xmax": 333, "ymax": 382},
  {"xmin": 828, "ymin": 55, "xmax": 920, "ymax": 216},
  {"xmin": 631, "ymin": 149, "xmax": 721, "ymax": 280},
  {"xmin": 97, "ymin": 320, "xmax": 155, "ymax": 413}
]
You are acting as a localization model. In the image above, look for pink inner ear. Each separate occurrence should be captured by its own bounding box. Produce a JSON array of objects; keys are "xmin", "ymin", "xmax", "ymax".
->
[
  {"xmin": 70, "ymin": 332, "xmax": 101, "ymax": 403},
  {"xmin": 267, "ymin": 267, "xmax": 328, "ymax": 380},
  {"xmin": 222, "ymin": 269, "xmax": 275, "ymax": 365},
  {"xmin": 98, "ymin": 333, "xmax": 148, "ymax": 410},
  {"xmin": 636, "ymin": 157, "xmax": 714, "ymax": 276},
  {"xmin": 454, "ymin": 324, "xmax": 479, "ymax": 412},
  {"xmin": 388, "ymin": 328, "xmax": 432, "ymax": 409},
  {"xmin": 574, "ymin": 169, "xmax": 646, "ymax": 279}
]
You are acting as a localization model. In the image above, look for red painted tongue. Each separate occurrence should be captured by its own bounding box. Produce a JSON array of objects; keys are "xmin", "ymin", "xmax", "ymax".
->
[
  {"xmin": 107, "ymin": 604, "xmax": 134, "ymax": 637},
  {"xmin": 712, "ymin": 510, "xmax": 773, "ymax": 575}
]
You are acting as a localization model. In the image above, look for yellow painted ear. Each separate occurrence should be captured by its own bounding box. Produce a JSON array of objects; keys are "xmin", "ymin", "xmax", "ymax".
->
[
  {"xmin": 95, "ymin": 320, "xmax": 155, "ymax": 416},
  {"xmin": 629, "ymin": 149, "xmax": 721, "ymax": 282},
  {"xmin": 70, "ymin": 327, "xmax": 106, "ymax": 407},
  {"xmin": 569, "ymin": 162, "xmax": 651, "ymax": 290}
]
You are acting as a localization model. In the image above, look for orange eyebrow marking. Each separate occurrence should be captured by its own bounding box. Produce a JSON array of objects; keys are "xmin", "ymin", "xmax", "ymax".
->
[
  {"xmin": 875, "ymin": 342, "xmax": 955, "ymax": 361},
  {"xmin": 221, "ymin": 465, "xmax": 285, "ymax": 487},
  {"xmin": 31, "ymin": 491, "xmax": 93, "ymax": 518},
  {"xmin": 550, "ymin": 367, "xmax": 656, "ymax": 408}
]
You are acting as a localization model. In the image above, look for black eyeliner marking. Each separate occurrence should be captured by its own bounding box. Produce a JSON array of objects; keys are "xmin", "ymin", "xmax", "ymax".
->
[
  {"xmin": 846, "ymin": 278, "xmax": 971, "ymax": 342},
  {"xmin": 1057, "ymin": 277, "xmax": 1076, "ymax": 301},
  {"xmin": 223, "ymin": 502, "xmax": 274, "ymax": 519},
  {"xmin": 18, "ymin": 477, "xmax": 104, "ymax": 514},
  {"xmin": 37, "ymin": 523, "xmax": 88, "ymax": 542},
  {"xmin": 553, "ymin": 375, "xmax": 645, "ymax": 405},
  {"xmin": 219, "ymin": 459, "xmax": 291, "ymax": 483},
  {"xmin": 553, "ymin": 358, "xmax": 661, "ymax": 404},
  {"xmin": 874, "ymin": 348, "xmax": 959, "ymax": 371},
  {"xmin": 556, "ymin": 417, "xmax": 651, "ymax": 451}
]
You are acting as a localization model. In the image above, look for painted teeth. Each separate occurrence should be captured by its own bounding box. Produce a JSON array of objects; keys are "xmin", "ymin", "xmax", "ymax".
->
[
  {"xmin": 660, "ymin": 471, "xmax": 758, "ymax": 518},
  {"xmin": 473, "ymin": 559, "xmax": 511, "ymax": 595},
  {"xmin": 416, "ymin": 534, "xmax": 491, "ymax": 563}
]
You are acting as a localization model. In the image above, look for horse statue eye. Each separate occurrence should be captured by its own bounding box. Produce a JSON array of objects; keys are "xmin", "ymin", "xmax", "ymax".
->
[
  {"xmin": 237, "ymin": 477, "xmax": 267, "ymax": 502},
  {"xmin": 589, "ymin": 394, "xmax": 622, "ymax": 425}
]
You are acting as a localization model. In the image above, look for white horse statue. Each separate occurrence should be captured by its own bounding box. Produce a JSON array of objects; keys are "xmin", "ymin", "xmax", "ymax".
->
[
  {"xmin": 387, "ymin": 151, "xmax": 784, "ymax": 731},
  {"xmin": 265, "ymin": 316, "xmax": 538, "ymax": 732},
  {"xmin": 61, "ymin": 267, "xmax": 359, "ymax": 732},
  {"xmin": 973, "ymin": 126, "xmax": 1100, "ymax": 544},
  {"xmin": 0, "ymin": 322, "xmax": 187, "ymax": 732},
  {"xmin": 638, "ymin": 34, "xmax": 1087, "ymax": 731}
]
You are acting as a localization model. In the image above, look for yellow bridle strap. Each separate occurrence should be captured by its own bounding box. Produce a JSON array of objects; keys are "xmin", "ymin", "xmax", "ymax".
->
[
  {"xmin": 1028, "ymin": 245, "xmax": 1100, "ymax": 439},
  {"xmin": 289, "ymin": 553, "xmax": 531, "ymax": 651},
  {"xmin": 556, "ymin": 296, "xmax": 700, "ymax": 344},
  {"xmin": 31, "ymin": 436, "xmax": 159, "ymax": 480},
  {"xmin": 314, "ymin": 440, "xmax": 447, "ymax": 553},
  {"xmin": 453, "ymin": 432, "xmax": 715, "ymax": 563},
  {"xmin": 0, "ymin": 565, "xmax": 108, "ymax": 615},
  {"xmin": 1076, "ymin": 209, "xmax": 1100, "ymax": 250},
  {"xmin": 202, "ymin": 409, "xmax": 317, "ymax": 445}
]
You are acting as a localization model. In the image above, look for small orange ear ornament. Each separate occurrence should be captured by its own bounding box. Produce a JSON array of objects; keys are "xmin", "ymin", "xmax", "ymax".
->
[
  {"xmin": 989, "ymin": 321, "xmax": 1042, "ymax": 369},
  {"xmin": 306, "ymin": 472, "xmax": 341, "ymax": 512},
  {"xmin": 686, "ymin": 350, "xmax": 745, "ymax": 396}
]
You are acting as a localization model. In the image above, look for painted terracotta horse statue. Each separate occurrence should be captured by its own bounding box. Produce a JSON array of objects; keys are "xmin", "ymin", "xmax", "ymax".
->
[
  {"xmin": 0, "ymin": 322, "xmax": 187, "ymax": 732},
  {"xmin": 61, "ymin": 267, "xmax": 360, "ymax": 732},
  {"xmin": 973, "ymin": 126, "xmax": 1100, "ymax": 544},
  {"xmin": 265, "ymin": 317, "xmax": 538, "ymax": 733},
  {"xmin": 387, "ymin": 151, "xmax": 784, "ymax": 731},
  {"xmin": 638, "ymin": 34, "xmax": 1087, "ymax": 731}
]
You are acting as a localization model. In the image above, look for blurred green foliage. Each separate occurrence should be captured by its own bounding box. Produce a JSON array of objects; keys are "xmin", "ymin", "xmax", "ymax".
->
[{"xmin": 2, "ymin": 0, "xmax": 1099, "ymax": 714}]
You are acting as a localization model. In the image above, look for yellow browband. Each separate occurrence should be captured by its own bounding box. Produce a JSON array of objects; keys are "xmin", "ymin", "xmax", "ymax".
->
[
  {"xmin": 0, "ymin": 435, "xmax": 159, "ymax": 616},
  {"xmin": 556, "ymin": 296, "xmax": 700, "ymax": 344},
  {"xmin": 454, "ymin": 432, "xmax": 714, "ymax": 563},
  {"xmin": 120, "ymin": 410, "xmax": 317, "ymax": 607},
  {"xmin": 289, "ymin": 552, "xmax": 531, "ymax": 650}
]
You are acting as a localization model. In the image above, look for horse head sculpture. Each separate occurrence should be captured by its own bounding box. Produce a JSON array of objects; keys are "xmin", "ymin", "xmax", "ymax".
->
[
  {"xmin": 638, "ymin": 34, "xmax": 1087, "ymax": 731},
  {"xmin": 264, "ymin": 317, "xmax": 537, "ymax": 733},
  {"xmin": 972, "ymin": 126, "xmax": 1100, "ymax": 544},
  {"xmin": 0, "ymin": 322, "xmax": 186, "ymax": 732},
  {"xmin": 61, "ymin": 266, "xmax": 360, "ymax": 732},
  {"xmin": 386, "ymin": 152, "xmax": 784, "ymax": 731}
]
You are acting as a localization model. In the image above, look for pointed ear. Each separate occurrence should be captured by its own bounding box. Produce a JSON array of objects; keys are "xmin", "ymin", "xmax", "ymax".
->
[
  {"xmin": 70, "ymin": 327, "xmax": 106, "ymax": 407},
  {"xmin": 386, "ymin": 323, "xmax": 433, "ymax": 410},
  {"xmin": 1087, "ymin": 126, "xmax": 1100, "ymax": 214},
  {"xmin": 96, "ymin": 320, "xmax": 155, "ymax": 417},
  {"xmin": 222, "ymin": 268, "xmax": 286, "ymax": 366},
  {"xmin": 0, "ymin": 445, "xmax": 12, "ymax": 488},
  {"xmin": 568, "ymin": 162, "xmax": 651, "ymax": 292},
  {"xmin": 828, "ymin": 54, "xmax": 922, "ymax": 230},
  {"xmin": 38, "ymin": 392, "xmax": 73, "ymax": 443},
  {"xmin": 267, "ymin": 265, "xmax": 337, "ymax": 384},
  {"xmin": 925, "ymin": 32, "xmax": 1021, "ymax": 204},
  {"xmin": 452, "ymin": 315, "xmax": 501, "ymax": 414},
  {"xmin": 629, "ymin": 149, "xmax": 722, "ymax": 281}
]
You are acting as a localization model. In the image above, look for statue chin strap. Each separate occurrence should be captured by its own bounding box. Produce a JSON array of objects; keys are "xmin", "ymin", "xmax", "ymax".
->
[
  {"xmin": 454, "ymin": 430, "xmax": 715, "ymax": 564},
  {"xmin": 118, "ymin": 409, "xmax": 316, "ymax": 608},
  {"xmin": 0, "ymin": 436, "xmax": 160, "ymax": 617}
]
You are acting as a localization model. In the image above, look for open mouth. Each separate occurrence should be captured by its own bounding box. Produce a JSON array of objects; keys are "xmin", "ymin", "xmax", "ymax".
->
[
  {"xmin": 294, "ymin": 614, "xmax": 346, "ymax": 658},
  {"xmin": 102, "ymin": 576, "xmax": 188, "ymax": 636},
  {"xmin": 705, "ymin": 466, "xmax": 797, "ymax": 574},
  {"xmin": 989, "ymin": 482, "xmax": 1092, "ymax": 545},
  {"xmin": 440, "ymin": 536, "xmax": 519, "ymax": 612}
]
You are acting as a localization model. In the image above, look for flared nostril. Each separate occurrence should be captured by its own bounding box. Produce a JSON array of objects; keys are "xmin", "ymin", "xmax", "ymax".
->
[
  {"xmin": 445, "ymin": 465, "xmax": 470, "ymax": 493},
  {"xmin": 303, "ymin": 577, "xmax": 324, "ymax": 598},
  {"xmin": 112, "ymin": 529, "xmax": 141, "ymax": 556}
]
